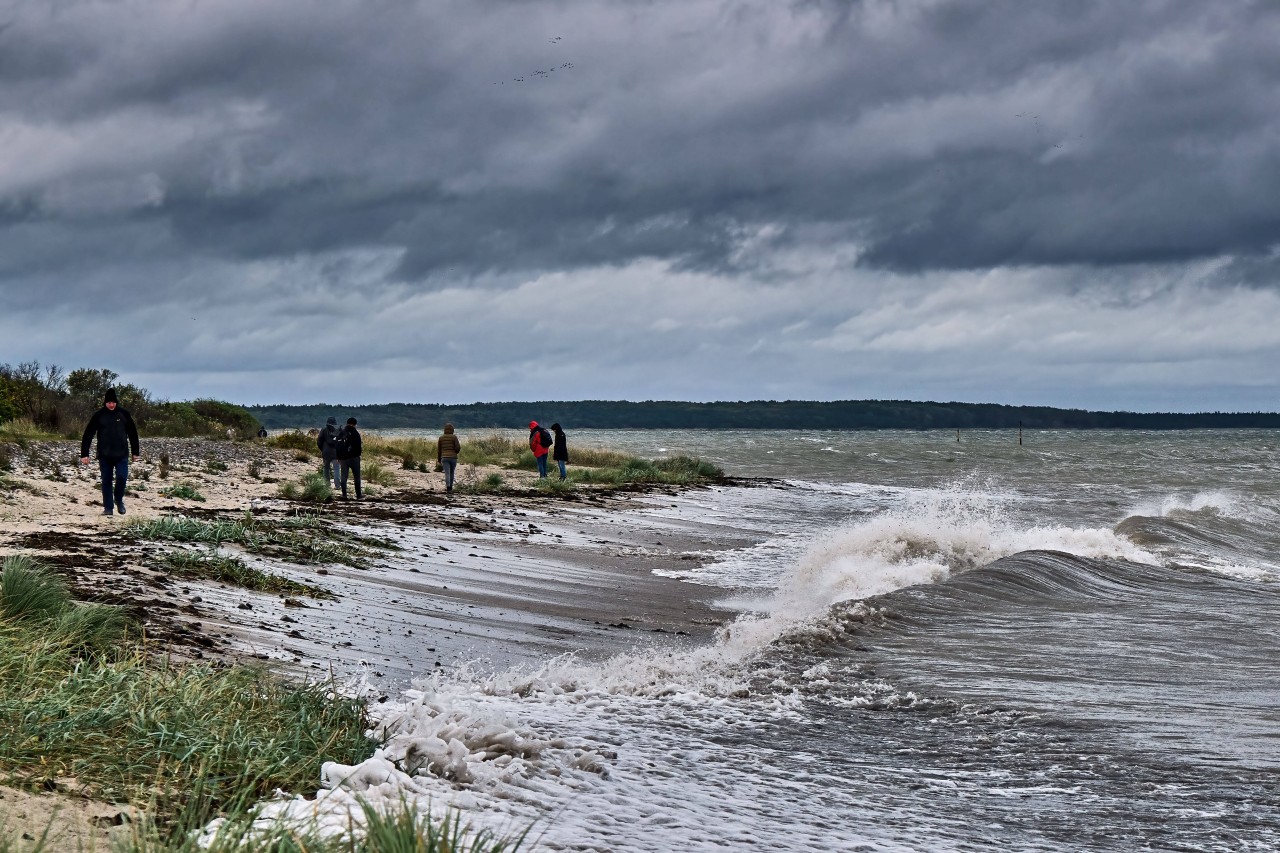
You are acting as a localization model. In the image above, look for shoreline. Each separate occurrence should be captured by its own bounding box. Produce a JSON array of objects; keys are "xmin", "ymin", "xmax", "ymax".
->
[{"xmin": 0, "ymin": 437, "xmax": 762, "ymax": 847}]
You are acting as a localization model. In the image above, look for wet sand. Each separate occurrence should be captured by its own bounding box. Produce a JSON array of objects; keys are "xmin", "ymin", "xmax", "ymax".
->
[
  {"xmin": 0, "ymin": 437, "xmax": 764, "ymax": 847},
  {"xmin": 0, "ymin": 438, "xmax": 757, "ymax": 686}
]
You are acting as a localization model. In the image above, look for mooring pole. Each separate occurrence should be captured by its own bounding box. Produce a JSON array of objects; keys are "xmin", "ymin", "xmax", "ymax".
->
[
  {"xmin": 1018, "ymin": 420, "xmax": 1023, "ymax": 446},
  {"xmin": 956, "ymin": 429, "xmax": 960, "ymax": 443}
]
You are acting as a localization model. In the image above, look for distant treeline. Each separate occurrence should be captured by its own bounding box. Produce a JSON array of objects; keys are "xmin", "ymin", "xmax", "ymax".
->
[{"xmin": 248, "ymin": 400, "xmax": 1280, "ymax": 431}]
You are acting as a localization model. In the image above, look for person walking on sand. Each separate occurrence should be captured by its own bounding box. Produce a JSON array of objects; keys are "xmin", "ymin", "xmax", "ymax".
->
[
  {"xmin": 551, "ymin": 422, "xmax": 569, "ymax": 481},
  {"xmin": 336, "ymin": 417, "xmax": 363, "ymax": 500},
  {"xmin": 79, "ymin": 388, "xmax": 140, "ymax": 516},
  {"xmin": 317, "ymin": 416, "xmax": 341, "ymax": 488},
  {"xmin": 528, "ymin": 420, "xmax": 551, "ymax": 479},
  {"xmin": 436, "ymin": 423, "xmax": 461, "ymax": 493}
]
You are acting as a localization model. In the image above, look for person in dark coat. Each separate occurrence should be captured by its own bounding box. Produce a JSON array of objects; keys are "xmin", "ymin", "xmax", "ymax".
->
[
  {"xmin": 317, "ymin": 416, "xmax": 341, "ymax": 489},
  {"xmin": 79, "ymin": 388, "xmax": 140, "ymax": 516},
  {"xmin": 551, "ymin": 423, "xmax": 569, "ymax": 481},
  {"xmin": 337, "ymin": 417, "xmax": 363, "ymax": 500}
]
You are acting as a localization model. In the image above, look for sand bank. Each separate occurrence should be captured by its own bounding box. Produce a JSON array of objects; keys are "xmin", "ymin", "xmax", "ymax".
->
[{"xmin": 1, "ymin": 437, "xmax": 766, "ymax": 845}]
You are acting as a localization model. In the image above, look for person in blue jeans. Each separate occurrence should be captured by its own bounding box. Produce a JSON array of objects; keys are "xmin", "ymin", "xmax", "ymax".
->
[
  {"xmin": 551, "ymin": 423, "xmax": 569, "ymax": 480},
  {"xmin": 436, "ymin": 423, "xmax": 461, "ymax": 493},
  {"xmin": 528, "ymin": 421, "xmax": 550, "ymax": 478},
  {"xmin": 80, "ymin": 388, "xmax": 140, "ymax": 516}
]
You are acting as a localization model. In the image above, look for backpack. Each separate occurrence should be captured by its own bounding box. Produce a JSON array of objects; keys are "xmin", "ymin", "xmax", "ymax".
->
[
  {"xmin": 537, "ymin": 426, "xmax": 552, "ymax": 449},
  {"xmin": 332, "ymin": 427, "xmax": 353, "ymax": 458}
]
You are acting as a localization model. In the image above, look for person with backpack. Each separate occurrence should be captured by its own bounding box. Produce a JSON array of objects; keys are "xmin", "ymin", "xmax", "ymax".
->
[
  {"xmin": 528, "ymin": 420, "xmax": 551, "ymax": 478},
  {"xmin": 436, "ymin": 423, "xmax": 461, "ymax": 493},
  {"xmin": 336, "ymin": 417, "xmax": 363, "ymax": 500},
  {"xmin": 79, "ymin": 388, "xmax": 141, "ymax": 516},
  {"xmin": 551, "ymin": 423, "xmax": 569, "ymax": 481},
  {"xmin": 317, "ymin": 416, "xmax": 341, "ymax": 489}
]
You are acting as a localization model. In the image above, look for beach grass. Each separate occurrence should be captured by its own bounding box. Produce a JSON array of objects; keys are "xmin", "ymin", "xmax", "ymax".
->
[
  {"xmin": 161, "ymin": 481, "xmax": 206, "ymax": 502},
  {"xmin": 278, "ymin": 471, "xmax": 333, "ymax": 503},
  {"xmin": 0, "ymin": 418, "xmax": 60, "ymax": 443},
  {"xmin": 0, "ymin": 554, "xmax": 529, "ymax": 852},
  {"xmin": 123, "ymin": 512, "xmax": 395, "ymax": 568},
  {"xmin": 114, "ymin": 796, "xmax": 529, "ymax": 853},
  {"xmin": 0, "ymin": 557, "xmax": 371, "ymax": 844},
  {"xmin": 161, "ymin": 550, "xmax": 335, "ymax": 599},
  {"xmin": 571, "ymin": 455, "xmax": 724, "ymax": 486},
  {"xmin": 360, "ymin": 459, "xmax": 397, "ymax": 487}
]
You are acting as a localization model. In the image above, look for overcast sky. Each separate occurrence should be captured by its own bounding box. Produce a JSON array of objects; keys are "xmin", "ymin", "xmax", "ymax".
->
[{"xmin": 2, "ymin": 0, "xmax": 1278, "ymax": 411}]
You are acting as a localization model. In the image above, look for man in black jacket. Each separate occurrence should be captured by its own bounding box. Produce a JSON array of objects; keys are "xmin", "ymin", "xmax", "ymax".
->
[
  {"xmin": 79, "ymin": 388, "xmax": 140, "ymax": 516},
  {"xmin": 336, "ymin": 417, "xmax": 363, "ymax": 500}
]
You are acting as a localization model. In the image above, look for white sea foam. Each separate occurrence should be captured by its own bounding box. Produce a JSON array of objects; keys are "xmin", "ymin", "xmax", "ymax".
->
[
  {"xmin": 1130, "ymin": 490, "xmax": 1252, "ymax": 521},
  {"xmin": 769, "ymin": 485, "xmax": 1158, "ymax": 621}
]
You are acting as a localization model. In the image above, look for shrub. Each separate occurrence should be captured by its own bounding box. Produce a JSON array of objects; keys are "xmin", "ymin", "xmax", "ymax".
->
[
  {"xmin": 247, "ymin": 459, "xmax": 263, "ymax": 479},
  {"xmin": 189, "ymin": 399, "xmax": 261, "ymax": 437},
  {"xmin": 0, "ymin": 442, "xmax": 12, "ymax": 472},
  {"xmin": 268, "ymin": 430, "xmax": 316, "ymax": 453}
]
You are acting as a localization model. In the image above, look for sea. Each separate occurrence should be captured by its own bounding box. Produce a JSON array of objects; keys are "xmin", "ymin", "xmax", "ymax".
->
[{"xmin": 241, "ymin": 429, "xmax": 1280, "ymax": 852}]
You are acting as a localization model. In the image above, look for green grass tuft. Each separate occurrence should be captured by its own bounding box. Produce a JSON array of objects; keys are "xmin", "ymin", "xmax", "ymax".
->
[
  {"xmin": 162, "ymin": 550, "xmax": 335, "ymax": 599},
  {"xmin": 0, "ymin": 554, "xmax": 71, "ymax": 622},
  {"xmin": 278, "ymin": 471, "xmax": 332, "ymax": 503},
  {"xmin": 162, "ymin": 481, "xmax": 206, "ymax": 502}
]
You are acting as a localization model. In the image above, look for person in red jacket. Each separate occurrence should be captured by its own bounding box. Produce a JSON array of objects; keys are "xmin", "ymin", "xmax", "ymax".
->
[{"xmin": 528, "ymin": 420, "xmax": 551, "ymax": 479}]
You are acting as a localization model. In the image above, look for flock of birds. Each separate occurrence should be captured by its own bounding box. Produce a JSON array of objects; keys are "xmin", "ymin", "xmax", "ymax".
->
[{"xmin": 494, "ymin": 36, "xmax": 574, "ymax": 84}]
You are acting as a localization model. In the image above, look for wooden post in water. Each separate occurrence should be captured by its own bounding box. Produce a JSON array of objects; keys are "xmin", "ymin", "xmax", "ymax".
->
[
  {"xmin": 956, "ymin": 429, "xmax": 960, "ymax": 443},
  {"xmin": 1018, "ymin": 420, "xmax": 1023, "ymax": 446}
]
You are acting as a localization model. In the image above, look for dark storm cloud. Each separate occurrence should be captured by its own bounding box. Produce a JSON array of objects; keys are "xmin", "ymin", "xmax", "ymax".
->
[{"xmin": 3, "ymin": 0, "xmax": 1280, "ymax": 294}]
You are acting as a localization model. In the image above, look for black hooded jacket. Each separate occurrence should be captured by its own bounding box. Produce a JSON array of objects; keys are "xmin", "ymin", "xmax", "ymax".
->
[{"xmin": 81, "ymin": 406, "xmax": 140, "ymax": 461}]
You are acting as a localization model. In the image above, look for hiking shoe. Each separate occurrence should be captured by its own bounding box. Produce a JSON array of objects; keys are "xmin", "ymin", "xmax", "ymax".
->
[
  {"xmin": 102, "ymin": 508, "xmax": 113, "ymax": 516},
  {"xmin": 116, "ymin": 502, "xmax": 126, "ymax": 515}
]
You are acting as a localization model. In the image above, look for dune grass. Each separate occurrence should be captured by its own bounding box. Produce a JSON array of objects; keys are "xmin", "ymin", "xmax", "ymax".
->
[
  {"xmin": 278, "ymin": 470, "xmax": 333, "ymax": 503},
  {"xmin": 124, "ymin": 512, "xmax": 395, "ymax": 568},
  {"xmin": 161, "ymin": 550, "xmax": 334, "ymax": 599},
  {"xmin": 161, "ymin": 481, "xmax": 206, "ymax": 502},
  {"xmin": 0, "ymin": 418, "xmax": 59, "ymax": 442},
  {"xmin": 0, "ymin": 554, "xmax": 531, "ymax": 851}
]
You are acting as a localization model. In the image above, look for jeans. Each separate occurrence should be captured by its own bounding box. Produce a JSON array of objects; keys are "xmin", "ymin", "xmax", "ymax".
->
[
  {"xmin": 339, "ymin": 458, "xmax": 362, "ymax": 498},
  {"xmin": 441, "ymin": 458, "xmax": 457, "ymax": 491},
  {"xmin": 556, "ymin": 459, "xmax": 567, "ymax": 480},
  {"xmin": 99, "ymin": 457, "xmax": 128, "ymax": 510},
  {"xmin": 535, "ymin": 453, "xmax": 548, "ymax": 478},
  {"xmin": 324, "ymin": 456, "xmax": 341, "ymax": 489}
]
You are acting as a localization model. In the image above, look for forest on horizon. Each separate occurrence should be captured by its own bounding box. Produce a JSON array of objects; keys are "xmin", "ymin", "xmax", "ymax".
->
[{"xmin": 247, "ymin": 399, "xmax": 1280, "ymax": 431}]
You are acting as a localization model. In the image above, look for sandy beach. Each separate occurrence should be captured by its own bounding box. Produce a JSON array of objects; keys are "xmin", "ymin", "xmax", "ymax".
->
[{"xmin": 0, "ymin": 436, "xmax": 754, "ymax": 847}]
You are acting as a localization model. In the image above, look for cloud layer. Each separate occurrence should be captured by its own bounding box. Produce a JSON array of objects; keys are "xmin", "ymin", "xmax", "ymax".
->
[{"xmin": 2, "ymin": 0, "xmax": 1277, "ymax": 409}]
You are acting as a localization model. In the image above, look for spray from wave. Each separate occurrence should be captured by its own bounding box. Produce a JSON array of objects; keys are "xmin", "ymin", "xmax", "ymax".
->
[{"xmin": 770, "ymin": 483, "xmax": 1157, "ymax": 622}]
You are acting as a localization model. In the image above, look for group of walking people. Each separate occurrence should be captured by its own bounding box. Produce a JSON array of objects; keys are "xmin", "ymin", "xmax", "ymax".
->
[
  {"xmin": 314, "ymin": 417, "xmax": 569, "ymax": 498},
  {"xmin": 78, "ymin": 385, "xmax": 572, "ymax": 515},
  {"xmin": 316, "ymin": 417, "xmax": 364, "ymax": 500}
]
